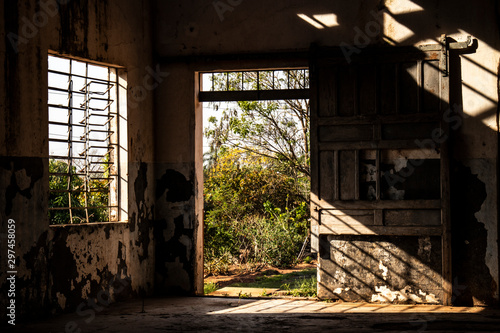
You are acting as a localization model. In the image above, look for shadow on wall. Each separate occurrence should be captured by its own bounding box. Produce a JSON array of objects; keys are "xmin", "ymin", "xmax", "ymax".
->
[
  {"xmin": 295, "ymin": 0, "xmax": 499, "ymax": 307},
  {"xmin": 312, "ymin": 37, "xmax": 497, "ymax": 306}
]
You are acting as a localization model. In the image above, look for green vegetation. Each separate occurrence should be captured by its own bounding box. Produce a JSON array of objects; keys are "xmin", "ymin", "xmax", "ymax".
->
[
  {"xmin": 203, "ymin": 282, "xmax": 220, "ymax": 295},
  {"xmin": 203, "ymin": 70, "xmax": 310, "ymax": 273},
  {"xmin": 283, "ymin": 275, "xmax": 317, "ymax": 297},
  {"xmin": 203, "ymin": 149, "xmax": 309, "ymax": 274},
  {"xmin": 49, "ymin": 159, "xmax": 109, "ymax": 224},
  {"xmin": 228, "ymin": 268, "xmax": 317, "ymax": 297}
]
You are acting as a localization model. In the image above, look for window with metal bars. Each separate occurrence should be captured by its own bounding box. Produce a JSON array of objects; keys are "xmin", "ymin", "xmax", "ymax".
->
[
  {"xmin": 48, "ymin": 54, "xmax": 122, "ymax": 224},
  {"xmin": 199, "ymin": 69, "xmax": 309, "ymax": 102}
]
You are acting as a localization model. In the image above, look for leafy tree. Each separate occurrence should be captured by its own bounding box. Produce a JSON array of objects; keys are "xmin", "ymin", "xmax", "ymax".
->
[
  {"xmin": 203, "ymin": 70, "xmax": 311, "ymax": 271},
  {"xmin": 49, "ymin": 159, "xmax": 85, "ymax": 224},
  {"xmin": 49, "ymin": 159, "xmax": 109, "ymax": 224},
  {"xmin": 204, "ymin": 70, "xmax": 310, "ymax": 180}
]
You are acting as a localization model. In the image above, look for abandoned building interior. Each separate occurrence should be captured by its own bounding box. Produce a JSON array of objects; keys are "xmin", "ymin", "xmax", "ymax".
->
[{"xmin": 1, "ymin": 0, "xmax": 500, "ymax": 329}]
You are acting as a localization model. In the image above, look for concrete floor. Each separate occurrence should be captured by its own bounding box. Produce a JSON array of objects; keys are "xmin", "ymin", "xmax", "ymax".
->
[{"xmin": 14, "ymin": 297, "xmax": 500, "ymax": 332}]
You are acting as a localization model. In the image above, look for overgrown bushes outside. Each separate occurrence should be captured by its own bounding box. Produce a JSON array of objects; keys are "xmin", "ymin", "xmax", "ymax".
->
[{"xmin": 204, "ymin": 149, "xmax": 309, "ymax": 274}]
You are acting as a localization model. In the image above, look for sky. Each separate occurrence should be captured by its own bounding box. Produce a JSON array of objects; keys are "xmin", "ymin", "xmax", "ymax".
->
[{"xmin": 48, "ymin": 55, "xmax": 114, "ymax": 162}]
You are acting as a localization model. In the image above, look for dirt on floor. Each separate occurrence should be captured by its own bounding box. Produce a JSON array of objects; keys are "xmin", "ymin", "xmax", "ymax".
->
[{"xmin": 204, "ymin": 261, "xmax": 317, "ymax": 289}]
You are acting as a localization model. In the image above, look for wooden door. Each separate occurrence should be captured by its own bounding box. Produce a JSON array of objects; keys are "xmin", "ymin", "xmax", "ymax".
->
[{"xmin": 310, "ymin": 37, "xmax": 452, "ymax": 304}]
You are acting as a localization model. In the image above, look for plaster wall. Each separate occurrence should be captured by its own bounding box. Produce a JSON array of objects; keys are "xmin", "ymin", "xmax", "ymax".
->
[
  {"xmin": 0, "ymin": 0, "xmax": 499, "ymax": 322},
  {"xmin": 0, "ymin": 0, "xmax": 156, "ymax": 321},
  {"xmin": 154, "ymin": 0, "xmax": 499, "ymax": 304}
]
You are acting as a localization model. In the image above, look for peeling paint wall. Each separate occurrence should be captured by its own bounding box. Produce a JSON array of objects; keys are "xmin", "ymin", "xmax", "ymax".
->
[
  {"xmin": 318, "ymin": 236, "xmax": 443, "ymax": 303},
  {"xmin": 0, "ymin": 0, "xmax": 156, "ymax": 322},
  {"xmin": 1, "ymin": 0, "xmax": 500, "ymax": 323},
  {"xmin": 451, "ymin": 161, "xmax": 498, "ymax": 305},
  {"xmin": 155, "ymin": 0, "xmax": 499, "ymax": 305},
  {"xmin": 154, "ymin": 164, "xmax": 197, "ymax": 294}
]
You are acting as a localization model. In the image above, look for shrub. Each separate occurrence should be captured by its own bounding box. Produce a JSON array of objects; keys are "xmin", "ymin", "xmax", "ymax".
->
[{"xmin": 203, "ymin": 148, "xmax": 309, "ymax": 271}]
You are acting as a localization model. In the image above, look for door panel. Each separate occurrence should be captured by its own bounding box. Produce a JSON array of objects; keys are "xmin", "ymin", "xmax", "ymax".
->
[{"xmin": 310, "ymin": 39, "xmax": 452, "ymax": 304}]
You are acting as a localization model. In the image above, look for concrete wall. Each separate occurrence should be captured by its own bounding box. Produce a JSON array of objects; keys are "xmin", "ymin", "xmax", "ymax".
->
[
  {"xmin": 0, "ymin": 0, "xmax": 156, "ymax": 322},
  {"xmin": 153, "ymin": 0, "xmax": 499, "ymax": 305}
]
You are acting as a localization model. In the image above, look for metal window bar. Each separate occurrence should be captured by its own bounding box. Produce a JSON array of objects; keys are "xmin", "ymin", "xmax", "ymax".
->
[
  {"xmin": 200, "ymin": 69, "xmax": 309, "ymax": 92},
  {"xmin": 199, "ymin": 69, "xmax": 310, "ymax": 102},
  {"xmin": 48, "ymin": 55, "xmax": 118, "ymax": 224}
]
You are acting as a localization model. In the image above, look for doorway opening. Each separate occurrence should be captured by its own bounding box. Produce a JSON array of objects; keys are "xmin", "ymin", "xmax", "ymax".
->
[{"xmin": 199, "ymin": 69, "xmax": 315, "ymax": 297}]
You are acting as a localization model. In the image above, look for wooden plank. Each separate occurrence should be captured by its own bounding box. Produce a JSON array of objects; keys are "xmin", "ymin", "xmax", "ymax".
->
[
  {"xmin": 198, "ymin": 89, "xmax": 309, "ymax": 102},
  {"xmin": 311, "ymin": 223, "xmax": 319, "ymax": 253},
  {"xmin": 354, "ymin": 150, "xmax": 360, "ymax": 200},
  {"xmin": 317, "ymin": 49, "xmax": 441, "ymax": 65},
  {"xmin": 384, "ymin": 209, "xmax": 441, "ymax": 226},
  {"xmin": 320, "ymin": 209, "xmax": 374, "ymax": 226},
  {"xmin": 318, "ymin": 140, "xmax": 437, "ymax": 151},
  {"xmin": 353, "ymin": 66, "xmax": 359, "ymax": 116},
  {"xmin": 417, "ymin": 60, "xmax": 422, "ymax": 113},
  {"xmin": 314, "ymin": 199, "xmax": 442, "ymax": 210},
  {"xmin": 338, "ymin": 66, "xmax": 356, "ymax": 116},
  {"xmin": 309, "ymin": 51, "xmax": 320, "ymax": 253},
  {"xmin": 374, "ymin": 209, "xmax": 384, "ymax": 226},
  {"xmin": 319, "ymin": 125, "xmax": 374, "ymax": 142},
  {"xmin": 334, "ymin": 150, "xmax": 339, "ymax": 200},
  {"xmin": 317, "ymin": 225, "xmax": 442, "ymax": 236},
  {"xmin": 422, "ymin": 60, "xmax": 441, "ymax": 114},
  {"xmin": 399, "ymin": 61, "xmax": 419, "ymax": 114},
  {"xmin": 439, "ymin": 37, "xmax": 452, "ymax": 306},
  {"xmin": 381, "ymin": 122, "xmax": 439, "ymax": 140},
  {"xmin": 379, "ymin": 63, "xmax": 398, "ymax": 115},
  {"xmin": 319, "ymin": 151, "xmax": 335, "ymax": 201},
  {"xmin": 359, "ymin": 64, "xmax": 377, "ymax": 115},
  {"xmin": 339, "ymin": 150, "xmax": 356, "ymax": 200},
  {"xmin": 318, "ymin": 64, "xmax": 337, "ymax": 117},
  {"xmin": 376, "ymin": 149, "xmax": 381, "ymax": 200},
  {"xmin": 321, "ymin": 209, "xmax": 375, "ymax": 216},
  {"xmin": 317, "ymin": 113, "xmax": 440, "ymax": 126}
]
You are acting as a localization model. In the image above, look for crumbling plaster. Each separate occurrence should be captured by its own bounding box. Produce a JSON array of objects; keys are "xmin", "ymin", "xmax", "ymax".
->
[
  {"xmin": 0, "ymin": 0, "xmax": 156, "ymax": 321},
  {"xmin": 154, "ymin": 0, "xmax": 499, "ymax": 304},
  {"xmin": 0, "ymin": 0, "xmax": 499, "ymax": 324}
]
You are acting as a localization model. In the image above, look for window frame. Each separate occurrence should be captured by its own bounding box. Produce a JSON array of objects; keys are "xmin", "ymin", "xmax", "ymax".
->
[{"xmin": 48, "ymin": 52, "xmax": 128, "ymax": 225}]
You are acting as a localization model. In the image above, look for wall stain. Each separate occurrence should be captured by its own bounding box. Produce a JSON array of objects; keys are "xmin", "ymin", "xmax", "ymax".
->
[
  {"xmin": 451, "ymin": 161, "xmax": 497, "ymax": 306},
  {"xmin": 154, "ymin": 215, "xmax": 194, "ymax": 295},
  {"xmin": 156, "ymin": 169, "xmax": 193, "ymax": 202},
  {"xmin": 50, "ymin": 228, "xmax": 80, "ymax": 311},
  {"xmin": 3, "ymin": 0, "xmax": 20, "ymax": 152},
  {"xmin": 58, "ymin": 0, "xmax": 89, "ymax": 58},
  {"xmin": 133, "ymin": 162, "xmax": 152, "ymax": 263},
  {"xmin": 95, "ymin": 0, "xmax": 109, "ymax": 53},
  {"xmin": 135, "ymin": 162, "xmax": 148, "ymax": 205},
  {"xmin": 1, "ymin": 157, "xmax": 43, "ymax": 216},
  {"xmin": 0, "ymin": 232, "xmax": 50, "ymax": 321},
  {"xmin": 50, "ymin": 227, "xmax": 135, "ymax": 313}
]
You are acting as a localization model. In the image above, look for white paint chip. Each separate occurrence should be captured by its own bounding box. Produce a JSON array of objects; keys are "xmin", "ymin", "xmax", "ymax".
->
[
  {"xmin": 425, "ymin": 294, "xmax": 440, "ymax": 303},
  {"xmin": 378, "ymin": 260, "xmax": 388, "ymax": 280},
  {"xmin": 371, "ymin": 285, "xmax": 398, "ymax": 302},
  {"xmin": 372, "ymin": 286, "xmax": 440, "ymax": 304}
]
